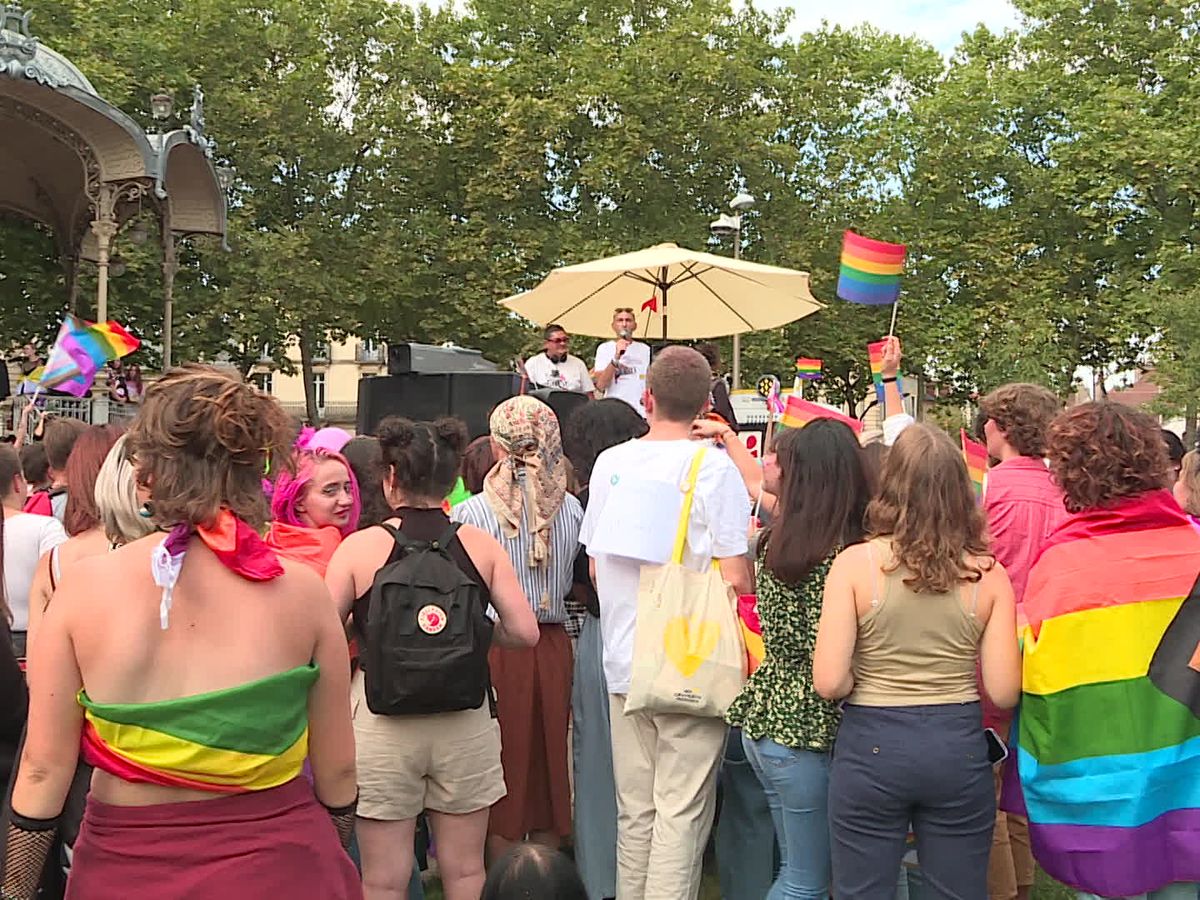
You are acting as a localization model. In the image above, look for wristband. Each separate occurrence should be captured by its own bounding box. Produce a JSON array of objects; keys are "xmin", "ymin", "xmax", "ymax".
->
[{"xmin": 880, "ymin": 376, "xmax": 899, "ymax": 384}]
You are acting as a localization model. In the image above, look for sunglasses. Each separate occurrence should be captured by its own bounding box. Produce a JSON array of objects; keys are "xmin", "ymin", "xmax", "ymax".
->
[
  {"xmin": 614, "ymin": 307, "xmax": 634, "ymax": 315},
  {"xmin": 547, "ymin": 336, "xmax": 570, "ymax": 344}
]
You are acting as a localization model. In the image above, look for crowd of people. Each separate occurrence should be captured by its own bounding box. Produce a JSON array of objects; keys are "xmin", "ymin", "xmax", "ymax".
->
[{"xmin": 0, "ymin": 324, "xmax": 1195, "ymax": 900}]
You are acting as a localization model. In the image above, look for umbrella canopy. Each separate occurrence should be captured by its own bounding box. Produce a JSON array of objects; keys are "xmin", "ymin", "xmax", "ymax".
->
[{"xmin": 500, "ymin": 242, "xmax": 824, "ymax": 340}]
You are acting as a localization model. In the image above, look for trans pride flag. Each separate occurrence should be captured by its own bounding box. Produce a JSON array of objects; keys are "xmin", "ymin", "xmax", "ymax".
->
[
  {"xmin": 1015, "ymin": 490, "xmax": 1200, "ymax": 896},
  {"xmin": 37, "ymin": 315, "xmax": 140, "ymax": 396}
]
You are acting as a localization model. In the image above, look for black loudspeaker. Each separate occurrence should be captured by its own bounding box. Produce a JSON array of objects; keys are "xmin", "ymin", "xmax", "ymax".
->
[
  {"xmin": 0, "ymin": 364, "xmax": 10, "ymax": 399},
  {"xmin": 527, "ymin": 389, "xmax": 590, "ymax": 433},
  {"xmin": 357, "ymin": 373, "xmax": 522, "ymax": 439}
]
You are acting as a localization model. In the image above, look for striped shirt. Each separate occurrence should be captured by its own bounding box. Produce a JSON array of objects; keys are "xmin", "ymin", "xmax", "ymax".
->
[{"xmin": 452, "ymin": 492, "xmax": 584, "ymax": 630}]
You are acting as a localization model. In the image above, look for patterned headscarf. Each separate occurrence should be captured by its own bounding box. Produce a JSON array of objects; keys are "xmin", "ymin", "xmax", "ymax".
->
[{"xmin": 484, "ymin": 396, "xmax": 567, "ymax": 570}]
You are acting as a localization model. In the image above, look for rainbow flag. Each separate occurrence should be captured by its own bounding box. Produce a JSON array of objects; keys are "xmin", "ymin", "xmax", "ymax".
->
[
  {"xmin": 79, "ymin": 663, "xmax": 317, "ymax": 793},
  {"xmin": 37, "ymin": 315, "xmax": 140, "ymax": 397},
  {"xmin": 1014, "ymin": 491, "xmax": 1200, "ymax": 896},
  {"xmin": 867, "ymin": 340, "xmax": 904, "ymax": 407},
  {"xmin": 778, "ymin": 395, "xmax": 862, "ymax": 434},
  {"xmin": 960, "ymin": 430, "xmax": 988, "ymax": 499},
  {"xmin": 794, "ymin": 358, "xmax": 823, "ymax": 381},
  {"xmin": 837, "ymin": 231, "xmax": 906, "ymax": 305}
]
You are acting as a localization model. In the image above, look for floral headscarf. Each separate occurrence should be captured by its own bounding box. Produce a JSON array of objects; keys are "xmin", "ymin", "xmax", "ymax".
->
[{"xmin": 484, "ymin": 396, "xmax": 567, "ymax": 570}]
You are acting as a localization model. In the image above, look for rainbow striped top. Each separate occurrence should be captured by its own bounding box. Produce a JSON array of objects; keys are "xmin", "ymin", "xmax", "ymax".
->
[
  {"xmin": 1015, "ymin": 491, "xmax": 1200, "ymax": 896},
  {"xmin": 79, "ymin": 663, "xmax": 318, "ymax": 794}
]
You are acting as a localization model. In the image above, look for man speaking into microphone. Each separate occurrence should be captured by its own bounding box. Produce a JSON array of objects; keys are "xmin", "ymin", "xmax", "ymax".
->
[{"xmin": 592, "ymin": 307, "xmax": 652, "ymax": 417}]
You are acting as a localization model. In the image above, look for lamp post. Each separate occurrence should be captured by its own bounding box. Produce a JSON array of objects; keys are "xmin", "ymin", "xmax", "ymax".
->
[{"xmin": 709, "ymin": 191, "xmax": 755, "ymax": 390}]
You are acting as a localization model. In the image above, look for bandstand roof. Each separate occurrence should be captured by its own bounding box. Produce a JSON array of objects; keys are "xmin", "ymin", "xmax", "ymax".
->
[{"xmin": 0, "ymin": 6, "xmax": 227, "ymax": 261}]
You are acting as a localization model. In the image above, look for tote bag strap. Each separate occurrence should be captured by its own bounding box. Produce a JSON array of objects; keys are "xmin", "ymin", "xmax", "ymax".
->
[{"xmin": 670, "ymin": 448, "xmax": 707, "ymax": 565}]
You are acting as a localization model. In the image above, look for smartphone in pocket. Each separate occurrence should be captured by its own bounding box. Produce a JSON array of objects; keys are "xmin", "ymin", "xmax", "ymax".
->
[{"xmin": 984, "ymin": 727, "xmax": 1009, "ymax": 765}]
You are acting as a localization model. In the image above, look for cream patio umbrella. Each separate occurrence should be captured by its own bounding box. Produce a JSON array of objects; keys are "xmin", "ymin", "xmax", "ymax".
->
[{"xmin": 500, "ymin": 242, "xmax": 823, "ymax": 340}]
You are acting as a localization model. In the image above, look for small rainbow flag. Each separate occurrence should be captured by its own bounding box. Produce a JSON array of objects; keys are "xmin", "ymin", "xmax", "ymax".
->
[
  {"xmin": 37, "ymin": 315, "xmax": 140, "ymax": 397},
  {"xmin": 961, "ymin": 429, "xmax": 988, "ymax": 499},
  {"xmin": 778, "ymin": 395, "xmax": 862, "ymax": 434},
  {"xmin": 867, "ymin": 340, "xmax": 903, "ymax": 406},
  {"xmin": 837, "ymin": 231, "xmax": 906, "ymax": 305},
  {"xmin": 794, "ymin": 358, "xmax": 823, "ymax": 381}
]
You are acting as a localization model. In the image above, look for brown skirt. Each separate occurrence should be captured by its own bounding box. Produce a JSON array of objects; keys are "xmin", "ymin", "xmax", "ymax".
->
[
  {"xmin": 488, "ymin": 623, "xmax": 573, "ymax": 841},
  {"xmin": 68, "ymin": 778, "xmax": 362, "ymax": 900}
]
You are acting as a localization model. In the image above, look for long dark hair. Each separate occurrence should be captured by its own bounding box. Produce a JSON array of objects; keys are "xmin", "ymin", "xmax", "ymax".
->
[{"xmin": 763, "ymin": 420, "xmax": 872, "ymax": 585}]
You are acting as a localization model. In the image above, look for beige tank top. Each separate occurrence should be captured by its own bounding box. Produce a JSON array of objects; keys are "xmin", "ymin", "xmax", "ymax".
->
[{"xmin": 846, "ymin": 538, "xmax": 985, "ymax": 707}]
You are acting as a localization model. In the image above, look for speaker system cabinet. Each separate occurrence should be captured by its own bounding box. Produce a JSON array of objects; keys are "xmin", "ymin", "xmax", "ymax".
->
[{"xmin": 357, "ymin": 373, "xmax": 522, "ymax": 439}]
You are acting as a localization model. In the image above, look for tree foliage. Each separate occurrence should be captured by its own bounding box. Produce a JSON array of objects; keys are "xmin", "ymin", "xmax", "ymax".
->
[{"xmin": 3, "ymin": 0, "xmax": 1199, "ymax": 421}]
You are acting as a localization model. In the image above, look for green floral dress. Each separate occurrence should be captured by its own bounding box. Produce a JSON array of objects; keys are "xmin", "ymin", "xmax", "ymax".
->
[{"xmin": 726, "ymin": 552, "xmax": 841, "ymax": 752}]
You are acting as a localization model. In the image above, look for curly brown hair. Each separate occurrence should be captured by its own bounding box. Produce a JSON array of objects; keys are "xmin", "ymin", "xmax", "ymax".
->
[
  {"xmin": 126, "ymin": 365, "xmax": 294, "ymax": 529},
  {"xmin": 1047, "ymin": 401, "xmax": 1169, "ymax": 513},
  {"xmin": 978, "ymin": 383, "xmax": 1061, "ymax": 457},
  {"xmin": 866, "ymin": 424, "xmax": 993, "ymax": 593}
]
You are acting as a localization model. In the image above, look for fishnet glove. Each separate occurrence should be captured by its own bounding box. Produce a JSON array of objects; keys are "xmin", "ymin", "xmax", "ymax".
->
[
  {"xmin": 1, "ymin": 817, "xmax": 57, "ymax": 900},
  {"xmin": 325, "ymin": 794, "xmax": 357, "ymax": 853}
]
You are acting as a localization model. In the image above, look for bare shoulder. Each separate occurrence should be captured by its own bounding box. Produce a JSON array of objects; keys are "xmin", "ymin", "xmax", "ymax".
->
[{"xmin": 832, "ymin": 541, "xmax": 872, "ymax": 570}]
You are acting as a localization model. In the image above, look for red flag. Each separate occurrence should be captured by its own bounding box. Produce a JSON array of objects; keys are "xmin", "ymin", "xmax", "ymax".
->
[{"xmin": 641, "ymin": 296, "xmax": 658, "ymax": 313}]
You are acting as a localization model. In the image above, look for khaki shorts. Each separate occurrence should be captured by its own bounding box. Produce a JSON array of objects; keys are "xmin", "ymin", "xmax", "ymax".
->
[{"xmin": 352, "ymin": 670, "xmax": 506, "ymax": 821}]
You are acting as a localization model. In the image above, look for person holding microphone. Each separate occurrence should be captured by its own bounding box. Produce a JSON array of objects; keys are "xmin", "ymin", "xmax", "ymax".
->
[{"xmin": 592, "ymin": 308, "xmax": 651, "ymax": 417}]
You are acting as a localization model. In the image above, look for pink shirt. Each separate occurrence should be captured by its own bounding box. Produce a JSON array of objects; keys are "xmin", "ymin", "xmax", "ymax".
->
[
  {"xmin": 984, "ymin": 457, "xmax": 1069, "ymax": 609},
  {"xmin": 980, "ymin": 456, "xmax": 1068, "ymax": 729}
]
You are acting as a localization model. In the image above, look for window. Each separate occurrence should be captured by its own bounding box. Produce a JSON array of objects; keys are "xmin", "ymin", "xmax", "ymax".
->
[
  {"xmin": 252, "ymin": 372, "xmax": 273, "ymax": 395},
  {"xmin": 313, "ymin": 372, "xmax": 326, "ymax": 410},
  {"xmin": 313, "ymin": 341, "xmax": 332, "ymax": 362}
]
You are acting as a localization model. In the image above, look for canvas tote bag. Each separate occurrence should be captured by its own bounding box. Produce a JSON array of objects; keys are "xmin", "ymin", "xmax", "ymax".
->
[{"xmin": 625, "ymin": 448, "xmax": 746, "ymax": 717}]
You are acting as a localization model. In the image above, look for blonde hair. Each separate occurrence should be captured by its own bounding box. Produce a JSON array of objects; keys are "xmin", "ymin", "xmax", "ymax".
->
[
  {"xmin": 1179, "ymin": 450, "xmax": 1200, "ymax": 516},
  {"xmin": 94, "ymin": 436, "xmax": 157, "ymax": 545}
]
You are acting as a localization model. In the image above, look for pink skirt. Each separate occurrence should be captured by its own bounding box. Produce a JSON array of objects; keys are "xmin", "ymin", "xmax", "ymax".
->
[{"xmin": 68, "ymin": 777, "xmax": 362, "ymax": 900}]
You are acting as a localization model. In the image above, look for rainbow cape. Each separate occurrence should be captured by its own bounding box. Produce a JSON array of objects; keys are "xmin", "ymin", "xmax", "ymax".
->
[
  {"xmin": 837, "ymin": 231, "xmax": 906, "ymax": 305},
  {"xmin": 1014, "ymin": 490, "xmax": 1200, "ymax": 895},
  {"xmin": 794, "ymin": 358, "xmax": 823, "ymax": 381},
  {"xmin": 960, "ymin": 430, "xmax": 987, "ymax": 499},
  {"xmin": 80, "ymin": 664, "xmax": 318, "ymax": 793},
  {"xmin": 867, "ymin": 340, "xmax": 904, "ymax": 407},
  {"xmin": 37, "ymin": 315, "xmax": 140, "ymax": 397},
  {"xmin": 778, "ymin": 395, "xmax": 862, "ymax": 434}
]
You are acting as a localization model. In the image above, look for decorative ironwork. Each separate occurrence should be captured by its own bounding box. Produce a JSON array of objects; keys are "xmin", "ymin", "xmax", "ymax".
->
[
  {"xmin": 185, "ymin": 83, "xmax": 215, "ymax": 158},
  {"xmin": 0, "ymin": 5, "xmax": 38, "ymax": 79}
]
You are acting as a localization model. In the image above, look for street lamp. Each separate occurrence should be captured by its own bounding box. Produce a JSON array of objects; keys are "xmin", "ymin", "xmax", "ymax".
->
[
  {"xmin": 150, "ymin": 92, "xmax": 174, "ymax": 122},
  {"xmin": 709, "ymin": 191, "xmax": 755, "ymax": 389}
]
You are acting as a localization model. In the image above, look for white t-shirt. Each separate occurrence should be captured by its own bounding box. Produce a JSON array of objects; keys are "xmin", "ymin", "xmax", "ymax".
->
[
  {"xmin": 593, "ymin": 340, "xmax": 650, "ymax": 417},
  {"xmin": 3, "ymin": 512, "xmax": 68, "ymax": 632},
  {"xmin": 579, "ymin": 439, "xmax": 751, "ymax": 694},
  {"xmin": 524, "ymin": 353, "xmax": 595, "ymax": 394}
]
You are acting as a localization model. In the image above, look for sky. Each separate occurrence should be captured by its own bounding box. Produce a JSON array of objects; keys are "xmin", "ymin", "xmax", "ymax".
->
[{"xmin": 753, "ymin": 0, "xmax": 1021, "ymax": 54}]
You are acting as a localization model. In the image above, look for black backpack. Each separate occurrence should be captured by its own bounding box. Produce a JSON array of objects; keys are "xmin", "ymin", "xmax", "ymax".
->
[{"xmin": 363, "ymin": 523, "xmax": 494, "ymax": 716}]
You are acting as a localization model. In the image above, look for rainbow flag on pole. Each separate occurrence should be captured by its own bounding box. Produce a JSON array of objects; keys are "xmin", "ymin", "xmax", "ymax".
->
[
  {"xmin": 778, "ymin": 395, "xmax": 862, "ymax": 434},
  {"xmin": 794, "ymin": 358, "xmax": 823, "ymax": 381},
  {"xmin": 837, "ymin": 231, "xmax": 906, "ymax": 305},
  {"xmin": 960, "ymin": 430, "xmax": 988, "ymax": 499},
  {"xmin": 867, "ymin": 340, "xmax": 903, "ymax": 407},
  {"xmin": 37, "ymin": 315, "xmax": 140, "ymax": 397},
  {"xmin": 1014, "ymin": 491, "xmax": 1200, "ymax": 896}
]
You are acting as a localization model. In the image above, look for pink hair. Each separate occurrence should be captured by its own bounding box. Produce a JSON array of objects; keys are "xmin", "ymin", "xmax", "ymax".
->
[{"xmin": 270, "ymin": 449, "xmax": 361, "ymax": 536}]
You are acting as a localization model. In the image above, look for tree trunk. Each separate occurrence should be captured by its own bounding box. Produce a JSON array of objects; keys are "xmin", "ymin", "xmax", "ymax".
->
[
  {"xmin": 1185, "ymin": 400, "xmax": 1198, "ymax": 452},
  {"xmin": 299, "ymin": 326, "xmax": 320, "ymax": 426}
]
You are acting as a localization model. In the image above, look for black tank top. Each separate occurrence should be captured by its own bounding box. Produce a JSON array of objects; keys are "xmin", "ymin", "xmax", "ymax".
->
[{"xmin": 352, "ymin": 507, "xmax": 491, "ymax": 642}]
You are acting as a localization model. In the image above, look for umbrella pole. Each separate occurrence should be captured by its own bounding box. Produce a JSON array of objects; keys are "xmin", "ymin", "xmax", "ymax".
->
[{"xmin": 660, "ymin": 269, "xmax": 669, "ymax": 343}]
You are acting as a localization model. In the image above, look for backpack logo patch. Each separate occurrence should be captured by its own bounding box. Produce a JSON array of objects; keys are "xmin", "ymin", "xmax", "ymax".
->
[{"xmin": 417, "ymin": 604, "xmax": 448, "ymax": 635}]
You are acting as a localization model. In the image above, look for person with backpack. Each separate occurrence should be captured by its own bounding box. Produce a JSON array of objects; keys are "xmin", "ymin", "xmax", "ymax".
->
[
  {"xmin": 451, "ymin": 396, "xmax": 584, "ymax": 863},
  {"xmin": 325, "ymin": 416, "xmax": 540, "ymax": 900}
]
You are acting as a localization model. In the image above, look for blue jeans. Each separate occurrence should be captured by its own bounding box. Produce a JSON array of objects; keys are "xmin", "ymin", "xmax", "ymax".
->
[
  {"xmin": 743, "ymin": 733, "xmax": 832, "ymax": 900},
  {"xmin": 717, "ymin": 728, "xmax": 778, "ymax": 900}
]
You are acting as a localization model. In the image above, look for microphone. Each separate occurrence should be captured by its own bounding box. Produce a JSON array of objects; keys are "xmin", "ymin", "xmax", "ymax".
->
[{"xmin": 619, "ymin": 330, "xmax": 632, "ymax": 340}]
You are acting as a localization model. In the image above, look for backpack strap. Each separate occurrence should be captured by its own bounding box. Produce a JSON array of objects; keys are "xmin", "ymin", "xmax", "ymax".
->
[
  {"xmin": 433, "ymin": 523, "xmax": 461, "ymax": 551},
  {"xmin": 378, "ymin": 522, "xmax": 419, "ymax": 551}
]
